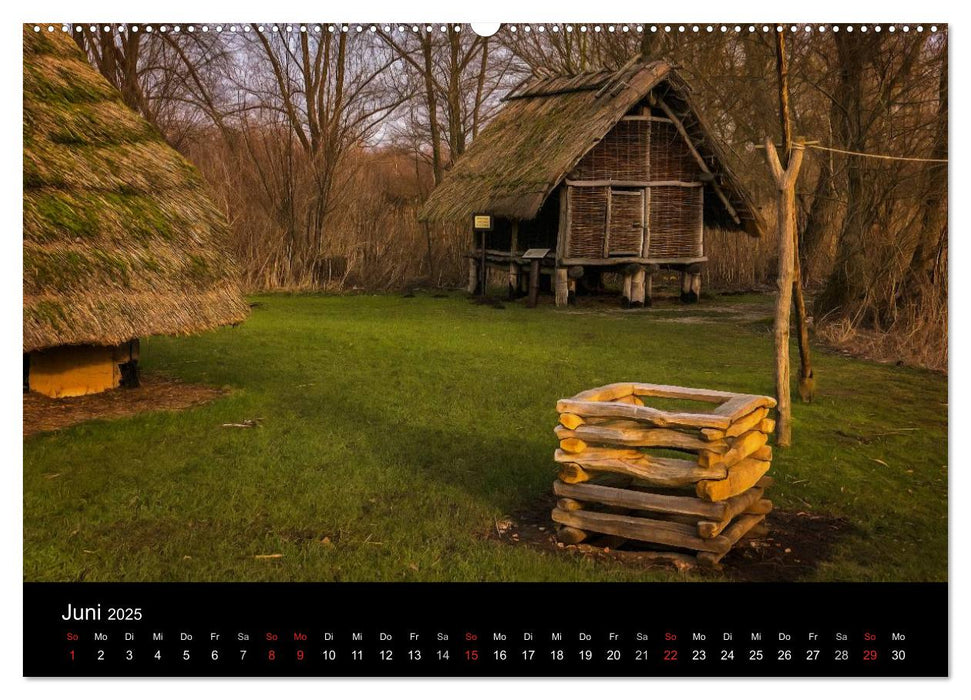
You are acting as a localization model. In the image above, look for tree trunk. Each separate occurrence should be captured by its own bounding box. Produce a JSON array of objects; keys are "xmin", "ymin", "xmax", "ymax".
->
[{"xmin": 765, "ymin": 138, "xmax": 805, "ymax": 447}]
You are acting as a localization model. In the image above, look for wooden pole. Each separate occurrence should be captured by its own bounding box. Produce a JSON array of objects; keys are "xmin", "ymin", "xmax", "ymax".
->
[
  {"xmin": 479, "ymin": 230, "xmax": 487, "ymax": 297},
  {"xmin": 527, "ymin": 259, "xmax": 540, "ymax": 308},
  {"xmin": 508, "ymin": 221, "xmax": 519, "ymax": 300},
  {"xmin": 764, "ymin": 137, "xmax": 804, "ymax": 447},
  {"xmin": 776, "ymin": 32, "xmax": 815, "ymax": 402}
]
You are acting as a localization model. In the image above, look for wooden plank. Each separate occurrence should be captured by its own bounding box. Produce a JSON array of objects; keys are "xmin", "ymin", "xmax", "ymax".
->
[
  {"xmin": 751, "ymin": 445, "xmax": 772, "ymax": 461},
  {"xmin": 560, "ymin": 256, "xmax": 708, "ymax": 266},
  {"xmin": 556, "ymin": 399, "xmax": 732, "ymax": 430},
  {"xmin": 696, "ymin": 487, "xmax": 765, "ymax": 538},
  {"xmin": 745, "ymin": 498, "xmax": 774, "ymax": 515},
  {"xmin": 724, "ymin": 407, "xmax": 769, "ymax": 438},
  {"xmin": 565, "ymin": 179, "xmax": 704, "ymax": 188},
  {"xmin": 698, "ymin": 430, "xmax": 769, "ymax": 469},
  {"xmin": 553, "ymin": 480, "xmax": 728, "ymax": 519},
  {"xmin": 551, "ymin": 508, "xmax": 726, "ymax": 553},
  {"xmin": 556, "ymin": 497, "xmax": 585, "ymax": 512},
  {"xmin": 571, "ymin": 382, "xmax": 635, "ymax": 402},
  {"xmin": 759, "ymin": 418, "xmax": 776, "ymax": 434},
  {"xmin": 555, "ymin": 447, "xmax": 726, "ymax": 487},
  {"xmin": 696, "ymin": 458, "xmax": 771, "ymax": 502},
  {"xmin": 713, "ymin": 394, "xmax": 777, "ymax": 421},
  {"xmin": 555, "ymin": 423, "xmax": 728, "ymax": 454},
  {"xmin": 629, "ymin": 382, "xmax": 738, "ymax": 403}
]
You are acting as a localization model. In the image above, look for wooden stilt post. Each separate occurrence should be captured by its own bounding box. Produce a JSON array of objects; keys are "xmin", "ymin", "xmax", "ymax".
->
[
  {"xmin": 690, "ymin": 272, "xmax": 702, "ymax": 300},
  {"xmin": 527, "ymin": 259, "xmax": 541, "ymax": 308},
  {"xmin": 467, "ymin": 257, "xmax": 478, "ymax": 294},
  {"xmin": 622, "ymin": 270, "xmax": 633, "ymax": 307},
  {"xmin": 764, "ymin": 136, "xmax": 805, "ymax": 447},
  {"xmin": 508, "ymin": 222, "xmax": 519, "ymax": 300},
  {"xmin": 479, "ymin": 230, "xmax": 487, "ymax": 297},
  {"xmin": 631, "ymin": 266, "xmax": 646, "ymax": 307},
  {"xmin": 554, "ymin": 267, "xmax": 569, "ymax": 307},
  {"xmin": 680, "ymin": 270, "xmax": 692, "ymax": 302},
  {"xmin": 644, "ymin": 264, "xmax": 656, "ymax": 307}
]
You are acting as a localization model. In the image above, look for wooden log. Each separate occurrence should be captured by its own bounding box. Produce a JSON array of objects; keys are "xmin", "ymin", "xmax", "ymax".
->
[
  {"xmin": 527, "ymin": 259, "xmax": 541, "ymax": 308},
  {"xmin": 745, "ymin": 498, "xmax": 774, "ymax": 515},
  {"xmin": 756, "ymin": 476, "xmax": 775, "ymax": 489},
  {"xmin": 696, "ymin": 487, "xmax": 765, "ymax": 538},
  {"xmin": 629, "ymin": 383, "xmax": 737, "ymax": 403},
  {"xmin": 559, "ymin": 413, "xmax": 585, "ymax": 430},
  {"xmin": 724, "ymin": 407, "xmax": 769, "ymax": 438},
  {"xmin": 556, "ymin": 497, "xmax": 585, "ymax": 512},
  {"xmin": 614, "ymin": 394, "xmax": 645, "ymax": 406},
  {"xmin": 621, "ymin": 271, "xmax": 633, "ymax": 307},
  {"xmin": 571, "ymin": 382, "xmax": 635, "ymax": 402},
  {"xmin": 558, "ymin": 463, "xmax": 591, "ymax": 484},
  {"xmin": 555, "ymin": 524, "xmax": 588, "ymax": 544},
  {"xmin": 759, "ymin": 418, "xmax": 776, "ymax": 434},
  {"xmin": 467, "ymin": 257, "xmax": 479, "ymax": 294},
  {"xmin": 696, "ymin": 458, "xmax": 771, "ymax": 502},
  {"xmin": 698, "ymin": 430, "xmax": 768, "ymax": 469},
  {"xmin": 555, "ymin": 448, "xmax": 726, "ymax": 487},
  {"xmin": 696, "ymin": 514, "xmax": 766, "ymax": 567},
  {"xmin": 742, "ymin": 522, "xmax": 770, "ymax": 539},
  {"xmin": 752, "ymin": 445, "xmax": 773, "ymax": 461},
  {"xmin": 551, "ymin": 508, "xmax": 727, "ymax": 553},
  {"xmin": 555, "ymin": 423, "xmax": 728, "ymax": 454},
  {"xmin": 554, "ymin": 267, "xmax": 569, "ymax": 307},
  {"xmin": 631, "ymin": 266, "xmax": 646, "ymax": 307},
  {"xmin": 553, "ymin": 480, "xmax": 729, "ymax": 519},
  {"xmin": 556, "ymin": 399, "xmax": 732, "ymax": 430},
  {"xmin": 690, "ymin": 271, "xmax": 702, "ymax": 300},
  {"xmin": 714, "ymin": 394, "xmax": 778, "ymax": 421},
  {"xmin": 559, "ymin": 437, "xmax": 587, "ymax": 454}
]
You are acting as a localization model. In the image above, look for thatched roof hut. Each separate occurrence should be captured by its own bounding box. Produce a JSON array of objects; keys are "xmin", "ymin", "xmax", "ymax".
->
[
  {"xmin": 23, "ymin": 26, "xmax": 248, "ymax": 396},
  {"xmin": 420, "ymin": 59, "xmax": 764, "ymax": 307}
]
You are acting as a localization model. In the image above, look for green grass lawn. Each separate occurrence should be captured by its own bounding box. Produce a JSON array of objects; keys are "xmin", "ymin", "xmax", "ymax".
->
[{"xmin": 23, "ymin": 291, "xmax": 947, "ymax": 582}]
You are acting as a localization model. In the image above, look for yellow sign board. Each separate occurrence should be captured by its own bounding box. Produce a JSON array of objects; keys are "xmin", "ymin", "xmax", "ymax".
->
[{"xmin": 473, "ymin": 214, "xmax": 493, "ymax": 231}]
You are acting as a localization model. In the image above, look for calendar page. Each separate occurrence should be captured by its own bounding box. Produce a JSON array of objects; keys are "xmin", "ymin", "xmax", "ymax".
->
[{"xmin": 20, "ymin": 13, "xmax": 949, "ymax": 680}]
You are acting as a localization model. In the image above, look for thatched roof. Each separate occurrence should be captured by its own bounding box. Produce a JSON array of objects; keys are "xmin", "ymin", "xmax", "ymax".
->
[
  {"xmin": 420, "ymin": 59, "xmax": 764, "ymax": 236},
  {"xmin": 23, "ymin": 26, "xmax": 249, "ymax": 353}
]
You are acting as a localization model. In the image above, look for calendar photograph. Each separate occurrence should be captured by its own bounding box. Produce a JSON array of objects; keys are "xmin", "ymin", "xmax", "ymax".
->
[{"xmin": 22, "ymin": 20, "xmax": 947, "ymax": 600}]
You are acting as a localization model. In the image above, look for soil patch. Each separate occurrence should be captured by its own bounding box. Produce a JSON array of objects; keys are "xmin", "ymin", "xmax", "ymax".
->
[
  {"xmin": 23, "ymin": 373, "xmax": 227, "ymax": 437},
  {"xmin": 492, "ymin": 494, "xmax": 855, "ymax": 581}
]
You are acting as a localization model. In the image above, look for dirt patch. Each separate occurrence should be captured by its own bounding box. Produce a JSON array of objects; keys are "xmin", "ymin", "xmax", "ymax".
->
[
  {"xmin": 23, "ymin": 373, "xmax": 228, "ymax": 437},
  {"xmin": 491, "ymin": 495, "xmax": 854, "ymax": 581}
]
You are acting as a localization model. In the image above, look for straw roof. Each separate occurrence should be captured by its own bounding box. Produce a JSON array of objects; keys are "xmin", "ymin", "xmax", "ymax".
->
[
  {"xmin": 420, "ymin": 60, "xmax": 764, "ymax": 236},
  {"xmin": 23, "ymin": 26, "xmax": 249, "ymax": 353}
]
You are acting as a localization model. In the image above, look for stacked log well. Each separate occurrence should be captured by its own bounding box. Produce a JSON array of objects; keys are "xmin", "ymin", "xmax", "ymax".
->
[{"xmin": 552, "ymin": 382, "xmax": 777, "ymax": 568}]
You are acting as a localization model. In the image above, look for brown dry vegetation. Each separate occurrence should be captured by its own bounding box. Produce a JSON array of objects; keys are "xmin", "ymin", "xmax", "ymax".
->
[{"xmin": 68, "ymin": 23, "xmax": 947, "ymax": 370}]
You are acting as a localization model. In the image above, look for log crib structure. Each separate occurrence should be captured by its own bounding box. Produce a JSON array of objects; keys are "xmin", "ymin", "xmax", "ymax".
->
[
  {"xmin": 420, "ymin": 59, "xmax": 765, "ymax": 307},
  {"xmin": 552, "ymin": 382, "xmax": 776, "ymax": 568}
]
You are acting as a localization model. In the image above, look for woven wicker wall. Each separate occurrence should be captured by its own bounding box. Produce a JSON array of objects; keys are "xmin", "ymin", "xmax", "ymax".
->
[
  {"xmin": 574, "ymin": 120, "xmax": 650, "ymax": 181},
  {"xmin": 567, "ymin": 187, "xmax": 608, "ymax": 258},
  {"xmin": 650, "ymin": 121, "xmax": 701, "ymax": 182},
  {"xmin": 565, "ymin": 117, "xmax": 704, "ymax": 261},
  {"xmin": 648, "ymin": 186, "xmax": 704, "ymax": 258}
]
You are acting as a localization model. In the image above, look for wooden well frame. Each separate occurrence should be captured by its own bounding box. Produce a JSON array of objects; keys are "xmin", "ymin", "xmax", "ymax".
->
[{"xmin": 552, "ymin": 382, "xmax": 777, "ymax": 567}]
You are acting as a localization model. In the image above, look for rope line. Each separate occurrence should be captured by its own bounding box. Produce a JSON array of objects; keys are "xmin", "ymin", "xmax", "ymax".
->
[{"xmin": 807, "ymin": 143, "xmax": 947, "ymax": 163}]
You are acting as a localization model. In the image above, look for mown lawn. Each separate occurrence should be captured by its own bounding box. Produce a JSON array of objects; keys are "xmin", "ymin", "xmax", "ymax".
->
[{"xmin": 23, "ymin": 291, "xmax": 947, "ymax": 582}]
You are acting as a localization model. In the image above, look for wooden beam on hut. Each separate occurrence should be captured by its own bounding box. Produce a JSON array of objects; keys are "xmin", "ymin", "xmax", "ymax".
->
[{"xmin": 651, "ymin": 96, "xmax": 742, "ymax": 226}]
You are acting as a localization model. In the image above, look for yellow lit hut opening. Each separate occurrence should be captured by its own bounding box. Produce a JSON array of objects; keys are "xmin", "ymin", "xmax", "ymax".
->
[
  {"xmin": 420, "ymin": 59, "xmax": 766, "ymax": 306},
  {"xmin": 23, "ymin": 26, "xmax": 249, "ymax": 398}
]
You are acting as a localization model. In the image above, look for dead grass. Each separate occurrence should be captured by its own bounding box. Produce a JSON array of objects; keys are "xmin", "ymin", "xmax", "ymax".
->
[
  {"xmin": 816, "ymin": 317, "xmax": 947, "ymax": 373},
  {"xmin": 23, "ymin": 373, "xmax": 227, "ymax": 437}
]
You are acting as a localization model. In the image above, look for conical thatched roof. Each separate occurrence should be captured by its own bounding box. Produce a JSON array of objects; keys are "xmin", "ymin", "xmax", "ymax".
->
[
  {"xmin": 23, "ymin": 26, "xmax": 249, "ymax": 353},
  {"xmin": 420, "ymin": 60, "xmax": 764, "ymax": 237}
]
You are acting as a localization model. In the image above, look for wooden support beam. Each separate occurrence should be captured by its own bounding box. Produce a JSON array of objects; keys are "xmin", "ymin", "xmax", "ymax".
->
[
  {"xmin": 554, "ymin": 267, "xmax": 569, "ymax": 307},
  {"xmin": 654, "ymin": 96, "xmax": 742, "ymax": 225},
  {"xmin": 554, "ymin": 447, "xmax": 726, "ymax": 487},
  {"xmin": 551, "ymin": 508, "xmax": 728, "ymax": 553},
  {"xmin": 555, "ymin": 423, "xmax": 729, "ymax": 454},
  {"xmin": 553, "ymin": 480, "xmax": 730, "ymax": 520}
]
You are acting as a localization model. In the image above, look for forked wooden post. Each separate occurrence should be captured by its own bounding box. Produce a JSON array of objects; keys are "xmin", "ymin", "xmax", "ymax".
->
[{"xmin": 764, "ymin": 137, "xmax": 804, "ymax": 447}]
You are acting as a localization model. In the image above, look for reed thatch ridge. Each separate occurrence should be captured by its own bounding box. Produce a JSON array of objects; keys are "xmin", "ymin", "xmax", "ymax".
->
[
  {"xmin": 23, "ymin": 26, "xmax": 249, "ymax": 353},
  {"xmin": 419, "ymin": 59, "xmax": 764, "ymax": 237}
]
